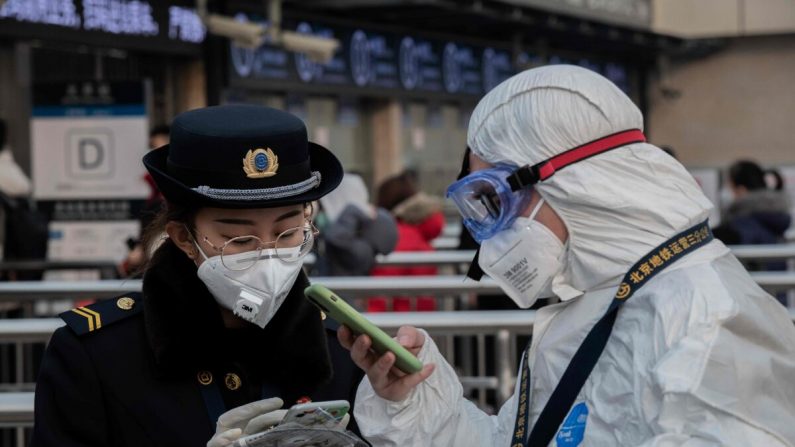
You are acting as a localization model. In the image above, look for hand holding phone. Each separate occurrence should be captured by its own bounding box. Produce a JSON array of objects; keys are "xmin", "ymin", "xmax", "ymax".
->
[
  {"xmin": 304, "ymin": 284, "xmax": 423, "ymax": 374},
  {"xmin": 231, "ymin": 400, "xmax": 352, "ymax": 447},
  {"xmin": 280, "ymin": 400, "xmax": 349, "ymax": 429}
]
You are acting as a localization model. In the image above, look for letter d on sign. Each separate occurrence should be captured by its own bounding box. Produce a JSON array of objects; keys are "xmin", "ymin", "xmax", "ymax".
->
[
  {"xmin": 67, "ymin": 129, "xmax": 113, "ymax": 179},
  {"xmin": 79, "ymin": 138, "xmax": 104, "ymax": 170}
]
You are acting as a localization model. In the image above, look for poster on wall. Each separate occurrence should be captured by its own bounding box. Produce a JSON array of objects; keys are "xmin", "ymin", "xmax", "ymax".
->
[
  {"xmin": 31, "ymin": 81, "xmax": 149, "ymax": 200},
  {"xmin": 688, "ymin": 167, "xmax": 721, "ymax": 227}
]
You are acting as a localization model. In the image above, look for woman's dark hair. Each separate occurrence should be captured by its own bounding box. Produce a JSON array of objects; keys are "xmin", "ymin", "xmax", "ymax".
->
[
  {"xmin": 729, "ymin": 160, "xmax": 767, "ymax": 191},
  {"xmin": 376, "ymin": 173, "xmax": 417, "ymax": 211},
  {"xmin": 139, "ymin": 201, "xmax": 199, "ymax": 271},
  {"xmin": 149, "ymin": 124, "xmax": 170, "ymax": 139}
]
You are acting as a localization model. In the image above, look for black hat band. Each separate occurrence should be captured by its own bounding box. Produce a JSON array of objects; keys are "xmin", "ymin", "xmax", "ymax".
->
[{"xmin": 192, "ymin": 171, "xmax": 322, "ymax": 201}]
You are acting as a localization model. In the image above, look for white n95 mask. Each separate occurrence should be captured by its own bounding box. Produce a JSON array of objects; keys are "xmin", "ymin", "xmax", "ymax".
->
[
  {"xmin": 195, "ymin": 245, "xmax": 303, "ymax": 328},
  {"xmin": 478, "ymin": 199, "xmax": 571, "ymax": 308}
]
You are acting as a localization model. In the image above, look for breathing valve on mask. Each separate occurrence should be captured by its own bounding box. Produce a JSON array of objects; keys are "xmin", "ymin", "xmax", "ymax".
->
[{"xmin": 234, "ymin": 289, "xmax": 264, "ymax": 322}]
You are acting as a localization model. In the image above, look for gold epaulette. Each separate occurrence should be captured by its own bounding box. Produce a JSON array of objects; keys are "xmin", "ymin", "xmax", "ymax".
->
[{"xmin": 60, "ymin": 293, "xmax": 143, "ymax": 336}]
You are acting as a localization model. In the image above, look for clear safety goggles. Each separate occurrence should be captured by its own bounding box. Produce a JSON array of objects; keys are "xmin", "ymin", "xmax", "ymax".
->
[
  {"xmin": 449, "ymin": 129, "xmax": 648, "ymax": 246},
  {"xmin": 446, "ymin": 165, "xmax": 533, "ymax": 243}
]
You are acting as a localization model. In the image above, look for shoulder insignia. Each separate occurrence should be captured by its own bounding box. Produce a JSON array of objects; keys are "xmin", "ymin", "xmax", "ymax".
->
[{"xmin": 60, "ymin": 292, "xmax": 143, "ymax": 336}]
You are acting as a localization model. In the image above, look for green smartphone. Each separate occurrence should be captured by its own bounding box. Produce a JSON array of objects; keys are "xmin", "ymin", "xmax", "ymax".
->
[{"xmin": 304, "ymin": 284, "xmax": 423, "ymax": 374}]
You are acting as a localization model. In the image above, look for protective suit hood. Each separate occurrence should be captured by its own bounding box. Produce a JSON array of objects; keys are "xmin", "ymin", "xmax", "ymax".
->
[{"xmin": 467, "ymin": 65, "xmax": 713, "ymax": 291}]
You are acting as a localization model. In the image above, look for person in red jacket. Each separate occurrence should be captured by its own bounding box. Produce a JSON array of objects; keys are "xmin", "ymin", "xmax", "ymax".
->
[{"xmin": 369, "ymin": 172, "xmax": 445, "ymax": 312}]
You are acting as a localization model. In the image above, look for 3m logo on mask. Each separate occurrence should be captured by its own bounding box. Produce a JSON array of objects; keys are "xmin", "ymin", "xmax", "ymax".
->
[{"xmin": 234, "ymin": 289, "xmax": 263, "ymax": 322}]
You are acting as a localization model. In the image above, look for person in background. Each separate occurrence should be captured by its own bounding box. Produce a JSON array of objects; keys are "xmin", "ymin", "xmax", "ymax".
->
[
  {"xmin": 0, "ymin": 117, "xmax": 32, "ymax": 264},
  {"xmin": 714, "ymin": 160, "xmax": 792, "ymax": 305},
  {"xmin": 143, "ymin": 124, "xmax": 169, "ymax": 213},
  {"xmin": 313, "ymin": 172, "xmax": 398, "ymax": 277},
  {"xmin": 369, "ymin": 172, "xmax": 445, "ymax": 312},
  {"xmin": 660, "ymin": 145, "xmax": 677, "ymax": 159},
  {"xmin": 715, "ymin": 160, "xmax": 791, "ymax": 245},
  {"xmin": 0, "ymin": 118, "xmax": 31, "ymax": 201},
  {"xmin": 149, "ymin": 124, "xmax": 170, "ymax": 150},
  {"xmin": 766, "ymin": 168, "xmax": 785, "ymax": 192},
  {"xmin": 119, "ymin": 125, "xmax": 170, "ymax": 277},
  {"xmin": 0, "ymin": 117, "xmax": 47, "ymax": 281},
  {"xmin": 32, "ymin": 105, "xmax": 363, "ymax": 446}
]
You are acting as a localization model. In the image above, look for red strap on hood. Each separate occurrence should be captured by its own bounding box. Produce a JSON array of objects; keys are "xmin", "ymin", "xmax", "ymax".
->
[{"xmin": 508, "ymin": 129, "xmax": 646, "ymax": 190}]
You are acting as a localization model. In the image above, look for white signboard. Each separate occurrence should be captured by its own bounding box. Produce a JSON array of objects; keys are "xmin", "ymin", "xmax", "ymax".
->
[
  {"xmin": 688, "ymin": 167, "xmax": 721, "ymax": 227},
  {"xmin": 31, "ymin": 83, "xmax": 149, "ymax": 199},
  {"xmin": 47, "ymin": 220, "xmax": 139, "ymax": 263}
]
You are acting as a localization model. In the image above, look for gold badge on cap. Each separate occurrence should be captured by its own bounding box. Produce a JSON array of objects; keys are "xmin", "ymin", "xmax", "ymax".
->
[{"xmin": 243, "ymin": 148, "xmax": 279, "ymax": 178}]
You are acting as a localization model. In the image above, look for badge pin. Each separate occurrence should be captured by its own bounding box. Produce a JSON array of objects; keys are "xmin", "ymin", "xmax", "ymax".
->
[
  {"xmin": 243, "ymin": 148, "xmax": 279, "ymax": 178},
  {"xmin": 116, "ymin": 297, "xmax": 135, "ymax": 310},
  {"xmin": 197, "ymin": 371, "xmax": 213, "ymax": 385},
  {"xmin": 225, "ymin": 373, "xmax": 242, "ymax": 391}
]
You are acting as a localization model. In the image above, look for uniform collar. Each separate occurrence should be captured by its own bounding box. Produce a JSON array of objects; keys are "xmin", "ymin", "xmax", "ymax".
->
[{"xmin": 141, "ymin": 240, "xmax": 333, "ymax": 388}]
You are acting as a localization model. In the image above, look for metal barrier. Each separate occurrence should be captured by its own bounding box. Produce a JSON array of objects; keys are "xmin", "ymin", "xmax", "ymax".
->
[
  {"xmin": 2, "ymin": 271, "xmax": 795, "ymax": 302},
  {"xmin": 7, "ymin": 245, "xmax": 794, "ymax": 273},
  {"xmin": 377, "ymin": 244, "xmax": 795, "ymax": 266},
  {"xmin": 0, "ymin": 310, "xmax": 537, "ymax": 428},
  {"xmin": 0, "ymin": 260, "xmax": 118, "ymax": 272},
  {"xmin": 307, "ymin": 245, "xmax": 795, "ymax": 267},
  {"xmin": 0, "ymin": 393, "xmax": 32, "ymax": 427},
  {"xmin": 1, "ymin": 307, "xmax": 794, "ymax": 430},
  {"xmin": 0, "ymin": 276, "xmax": 497, "ymax": 301}
]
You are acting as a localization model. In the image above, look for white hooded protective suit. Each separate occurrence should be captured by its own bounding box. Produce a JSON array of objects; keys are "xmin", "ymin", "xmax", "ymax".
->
[{"xmin": 353, "ymin": 65, "xmax": 795, "ymax": 446}]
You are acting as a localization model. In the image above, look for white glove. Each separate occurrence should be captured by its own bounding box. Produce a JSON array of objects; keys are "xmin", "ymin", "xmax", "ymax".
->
[
  {"xmin": 207, "ymin": 397, "xmax": 286, "ymax": 447},
  {"xmin": 337, "ymin": 413, "xmax": 351, "ymax": 429}
]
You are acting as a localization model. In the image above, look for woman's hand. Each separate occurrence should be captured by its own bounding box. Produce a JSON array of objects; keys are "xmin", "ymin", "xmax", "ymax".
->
[
  {"xmin": 206, "ymin": 397, "xmax": 286, "ymax": 447},
  {"xmin": 338, "ymin": 325, "xmax": 435, "ymax": 402}
]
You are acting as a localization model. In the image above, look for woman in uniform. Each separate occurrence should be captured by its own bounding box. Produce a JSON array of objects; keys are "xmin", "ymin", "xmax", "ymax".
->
[{"xmin": 31, "ymin": 105, "xmax": 363, "ymax": 446}]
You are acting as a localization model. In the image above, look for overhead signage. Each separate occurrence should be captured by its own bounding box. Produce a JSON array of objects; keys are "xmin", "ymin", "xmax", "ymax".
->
[
  {"xmin": 229, "ymin": 13, "xmax": 632, "ymax": 100},
  {"xmin": 30, "ymin": 81, "xmax": 150, "ymax": 200},
  {"xmin": 229, "ymin": 14, "xmax": 516, "ymax": 100},
  {"xmin": 0, "ymin": 0, "xmax": 205, "ymax": 54}
]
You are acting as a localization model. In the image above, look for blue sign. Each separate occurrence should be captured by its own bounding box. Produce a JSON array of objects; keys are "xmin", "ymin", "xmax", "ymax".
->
[{"xmin": 555, "ymin": 402, "xmax": 589, "ymax": 446}]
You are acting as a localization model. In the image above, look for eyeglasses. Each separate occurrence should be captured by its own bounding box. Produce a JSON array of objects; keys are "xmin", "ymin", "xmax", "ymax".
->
[{"xmin": 197, "ymin": 222, "xmax": 319, "ymax": 271}]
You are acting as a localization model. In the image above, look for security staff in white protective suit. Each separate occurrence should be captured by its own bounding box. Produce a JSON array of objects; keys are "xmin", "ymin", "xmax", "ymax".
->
[{"xmin": 338, "ymin": 65, "xmax": 795, "ymax": 446}]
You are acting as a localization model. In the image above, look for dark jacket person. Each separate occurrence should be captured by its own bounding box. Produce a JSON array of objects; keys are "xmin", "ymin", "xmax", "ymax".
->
[
  {"xmin": 722, "ymin": 160, "xmax": 791, "ymax": 245},
  {"xmin": 31, "ymin": 105, "xmax": 363, "ymax": 446}
]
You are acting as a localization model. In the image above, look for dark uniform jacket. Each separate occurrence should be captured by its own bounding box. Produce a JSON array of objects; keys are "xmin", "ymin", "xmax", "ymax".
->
[{"xmin": 31, "ymin": 241, "xmax": 364, "ymax": 446}]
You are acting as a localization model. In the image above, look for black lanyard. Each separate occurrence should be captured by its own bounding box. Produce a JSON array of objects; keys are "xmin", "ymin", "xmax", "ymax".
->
[{"xmin": 512, "ymin": 221, "xmax": 713, "ymax": 447}]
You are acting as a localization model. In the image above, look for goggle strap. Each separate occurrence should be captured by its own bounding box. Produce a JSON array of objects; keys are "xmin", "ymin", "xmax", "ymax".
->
[
  {"xmin": 466, "ymin": 248, "xmax": 485, "ymax": 281},
  {"xmin": 507, "ymin": 129, "xmax": 646, "ymax": 191}
]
